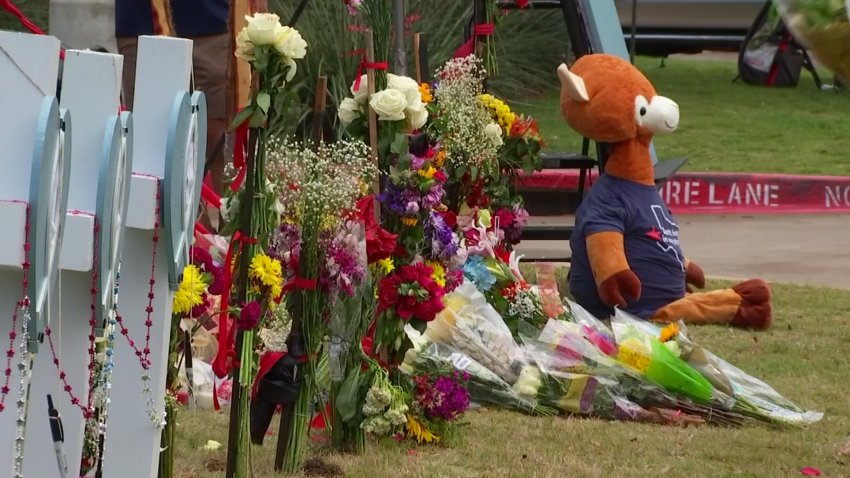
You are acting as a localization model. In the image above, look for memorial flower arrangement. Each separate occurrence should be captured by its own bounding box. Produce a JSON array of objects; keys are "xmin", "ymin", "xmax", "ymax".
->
[{"xmin": 264, "ymin": 137, "xmax": 378, "ymax": 472}]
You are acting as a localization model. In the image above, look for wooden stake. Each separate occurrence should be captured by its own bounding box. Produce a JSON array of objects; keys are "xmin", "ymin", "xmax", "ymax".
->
[
  {"xmin": 413, "ymin": 33, "xmax": 422, "ymax": 84},
  {"xmin": 311, "ymin": 76, "xmax": 328, "ymax": 145},
  {"xmin": 365, "ymin": 30, "xmax": 381, "ymax": 224}
]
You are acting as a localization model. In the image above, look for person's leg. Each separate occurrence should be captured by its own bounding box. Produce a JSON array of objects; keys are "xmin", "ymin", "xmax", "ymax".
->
[
  {"xmin": 116, "ymin": 37, "xmax": 139, "ymax": 110},
  {"xmin": 190, "ymin": 33, "xmax": 230, "ymax": 196},
  {"xmin": 651, "ymin": 279, "xmax": 772, "ymax": 330}
]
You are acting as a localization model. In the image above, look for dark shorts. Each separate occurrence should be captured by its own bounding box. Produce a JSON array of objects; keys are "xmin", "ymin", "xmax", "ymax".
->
[{"xmin": 117, "ymin": 33, "xmax": 228, "ymax": 120}]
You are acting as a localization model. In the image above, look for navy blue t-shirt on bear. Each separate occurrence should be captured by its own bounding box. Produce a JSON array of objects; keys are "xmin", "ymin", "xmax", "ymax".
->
[{"xmin": 569, "ymin": 174, "xmax": 686, "ymax": 320}]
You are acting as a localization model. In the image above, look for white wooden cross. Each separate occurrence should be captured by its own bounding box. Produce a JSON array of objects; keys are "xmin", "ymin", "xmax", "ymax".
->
[
  {"xmin": 101, "ymin": 35, "xmax": 196, "ymax": 478},
  {"xmin": 19, "ymin": 47, "xmax": 128, "ymax": 478},
  {"xmin": 0, "ymin": 30, "xmax": 74, "ymax": 477}
]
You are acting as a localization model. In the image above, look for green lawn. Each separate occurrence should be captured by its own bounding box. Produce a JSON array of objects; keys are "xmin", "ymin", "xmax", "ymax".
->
[
  {"xmin": 172, "ymin": 278, "xmax": 850, "ymax": 477},
  {"xmin": 518, "ymin": 56, "xmax": 850, "ymax": 176},
  {"xmin": 0, "ymin": 0, "xmax": 49, "ymax": 32}
]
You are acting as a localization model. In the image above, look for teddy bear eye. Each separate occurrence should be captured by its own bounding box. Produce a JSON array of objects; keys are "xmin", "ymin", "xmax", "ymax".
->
[{"xmin": 640, "ymin": 107, "xmax": 647, "ymax": 116}]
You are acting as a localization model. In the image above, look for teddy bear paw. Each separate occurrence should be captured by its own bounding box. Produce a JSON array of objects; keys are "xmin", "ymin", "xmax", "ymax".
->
[{"xmin": 730, "ymin": 279, "xmax": 773, "ymax": 330}]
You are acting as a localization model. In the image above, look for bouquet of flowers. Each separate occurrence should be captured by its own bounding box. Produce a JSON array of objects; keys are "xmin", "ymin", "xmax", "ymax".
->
[
  {"xmin": 611, "ymin": 310, "xmax": 716, "ymax": 403},
  {"xmin": 403, "ymin": 370, "xmax": 471, "ymax": 445},
  {"xmin": 427, "ymin": 56, "xmax": 502, "ymax": 208},
  {"xmin": 265, "ymin": 137, "xmax": 377, "ymax": 472},
  {"xmin": 775, "ymin": 0, "xmax": 850, "ymax": 80},
  {"xmin": 627, "ymin": 312, "xmax": 825, "ymax": 427},
  {"xmin": 401, "ymin": 329, "xmax": 556, "ymax": 417}
]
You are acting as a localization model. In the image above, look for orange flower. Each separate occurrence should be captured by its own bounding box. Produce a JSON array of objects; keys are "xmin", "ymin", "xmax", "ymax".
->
[
  {"xmin": 434, "ymin": 150, "xmax": 447, "ymax": 168},
  {"xmin": 659, "ymin": 323, "xmax": 680, "ymax": 343},
  {"xmin": 401, "ymin": 216, "xmax": 419, "ymax": 227},
  {"xmin": 419, "ymin": 83, "xmax": 432, "ymax": 104}
]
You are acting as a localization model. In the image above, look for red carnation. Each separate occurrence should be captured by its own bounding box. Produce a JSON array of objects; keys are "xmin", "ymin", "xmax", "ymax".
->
[
  {"xmin": 494, "ymin": 208, "xmax": 516, "ymax": 229},
  {"xmin": 376, "ymin": 264, "xmax": 446, "ymax": 322},
  {"xmin": 434, "ymin": 170, "xmax": 447, "ymax": 183}
]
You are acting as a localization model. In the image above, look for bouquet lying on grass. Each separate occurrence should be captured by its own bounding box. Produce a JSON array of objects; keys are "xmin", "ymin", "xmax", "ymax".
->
[
  {"xmin": 402, "ymin": 280, "xmax": 822, "ymax": 428},
  {"xmin": 776, "ymin": 0, "xmax": 850, "ymax": 80}
]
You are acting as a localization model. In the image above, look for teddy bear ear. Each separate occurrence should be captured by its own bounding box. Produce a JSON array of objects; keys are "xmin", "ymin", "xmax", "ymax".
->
[{"xmin": 557, "ymin": 63, "xmax": 589, "ymax": 103}]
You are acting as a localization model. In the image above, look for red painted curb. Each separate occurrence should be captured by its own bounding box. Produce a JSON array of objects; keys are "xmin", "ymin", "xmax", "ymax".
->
[{"xmin": 516, "ymin": 170, "xmax": 850, "ymax": 214}]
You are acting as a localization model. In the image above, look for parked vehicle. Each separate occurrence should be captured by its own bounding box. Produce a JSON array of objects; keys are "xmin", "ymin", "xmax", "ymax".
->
[{"xmin": 615, "ymin": 0, "xmax": 766, "ymax": 55}]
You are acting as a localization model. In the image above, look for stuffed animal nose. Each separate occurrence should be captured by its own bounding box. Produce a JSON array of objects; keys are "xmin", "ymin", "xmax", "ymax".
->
[{"xmin": 643, "ymin": 96, "xmax": 679, "ymax": 134}]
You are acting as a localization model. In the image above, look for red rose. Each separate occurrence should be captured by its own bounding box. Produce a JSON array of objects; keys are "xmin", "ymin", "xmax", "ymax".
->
[
  {"xmin": 377, "ymin": 275, "xmax": 401, "ymax": 313},
  {"xmin": 439, "ymin": 210, "xmax": 457, "ymax": 229},
  {"xmin": 434, "ymin": 170, "xmax": 447, "ymax": 183}
]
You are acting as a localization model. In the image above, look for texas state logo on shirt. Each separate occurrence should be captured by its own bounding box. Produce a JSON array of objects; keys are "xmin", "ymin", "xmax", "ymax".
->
[{"xmin": 646, "ymin": 204, "xmax": 685, "ymax": 271}]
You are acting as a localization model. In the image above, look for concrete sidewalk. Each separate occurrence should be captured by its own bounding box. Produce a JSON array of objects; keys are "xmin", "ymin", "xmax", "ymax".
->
[{"xmin": 515, "ymin": 214, "xmax": 850, "ymax": 289}]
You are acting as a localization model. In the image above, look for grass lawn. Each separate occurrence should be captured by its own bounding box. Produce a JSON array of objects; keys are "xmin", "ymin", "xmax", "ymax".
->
[
  {"xmin": 518, "ymin": 56, "xmax": 850, "ymax": 176},
  {"xmin": 171, "ymin": 278, "xmax": 850, "ymax": 477},
  {"xmin": 0, "ymin": 0, "xmax": 49, "ymax": 32}
]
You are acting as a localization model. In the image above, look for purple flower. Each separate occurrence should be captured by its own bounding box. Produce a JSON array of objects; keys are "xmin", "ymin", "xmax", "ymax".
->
[
  {"xmin": 424, "ymin": 375, "xmax": 470, "ymax": 421},
  {"xmin": 377, "ymin": 183, "xmax": 407, "ymax": 216},
  {"xmin": 238, "ymin": 301, "xmax": 261, "ymax": 330},
  {"xmin": 410, "ymin": 153, "xmax": 426, "ymax": 170},
  {"xmin": 426, "ymin": 212, "xmax": 460, "ymax": 261}
]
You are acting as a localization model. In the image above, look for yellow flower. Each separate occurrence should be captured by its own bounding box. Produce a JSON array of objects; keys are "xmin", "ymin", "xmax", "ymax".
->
[
  {"xmin": 659, "ymin": 323, "xmax": 680, "ymax": 343},
  {"xmin": 417, "ymin": 166, "xmax": 436, "ymax": 179},
  {"xmin": 434, "ymin": 150, "xmax": 447, "ymax": 169},
  {"xmin": 406, "ymin": 415, "xmax": 440, "ymax": 444},
  {"xmin": 249, "ymin": 254, "xmax": 283, "ymax": 298},
  {"xmin": 401, "ymin": 216, "xmax": 418, "ymax": 227},
  {"xmin": 616, "ymin": 338, "xmax": 651, "ymax": 373},
  {"xmin": 419, "ymin": 83, "xmax": 432, "ymax": 104},
  {"xmin": 172, "ymin": 264, "xmax": 208, "ymax": 315},
  {"xmin": 427, "ymin": 261, "xmax": 446, "ymax": 288},
  {"xmin": 377, "ymin": 258, "xmax": 395, "ymax": 274}
]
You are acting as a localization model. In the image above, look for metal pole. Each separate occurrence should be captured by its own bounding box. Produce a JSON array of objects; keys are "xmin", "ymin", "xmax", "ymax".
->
[
  {"xmin": 392, "ymin": 0, "xmax": 407, "ymax": 74},
  {"xmin": 629, "ymin": 0, "xmax": 638, "ymax": 64}
]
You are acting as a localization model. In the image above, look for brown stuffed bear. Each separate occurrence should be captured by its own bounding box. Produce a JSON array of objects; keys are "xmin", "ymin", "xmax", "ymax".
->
[{"xmin": 559, "ymin": 54, "xmax": 772, "ymax": 329}]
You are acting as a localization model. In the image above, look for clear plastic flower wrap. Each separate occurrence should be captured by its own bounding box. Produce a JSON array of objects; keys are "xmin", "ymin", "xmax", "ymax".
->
[
  {"xmin": 401, "ymin": 328, "xmax": 556, "ymax": 416},
  {"xmin": 422, "ymin": 281, "xmax": 522, "ymax": 383},
  {"xmin": 775, "ymin": 0, "xmax": 850, "ymax": 79},
  {"xmin": 672, "ymin": 321, "xmax": 824, "ymax": 427}
]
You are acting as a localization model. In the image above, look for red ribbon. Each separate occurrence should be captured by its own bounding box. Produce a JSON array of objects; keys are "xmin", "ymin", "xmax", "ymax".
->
[
  {"xmin": 453, "ymin": 23, "xmax": 496, "ymax": 59},
  {"xmin": 349, "ymin": 48, "xmax": 389, "ymax": 93},
  {"xmin": 1, "ymin": 0, "xmax": 66, "ymax": 60},
  {"xmin": 201, "ymin": 182, "xmax": 222, "ymax": 213},
  {"xmin": 211, "ymin": 231, "xmax": 258, "ymax": 379},
  {"xmin": 281, "ymin": 254, "xmax": 317, "ymax": 292},
  {"xmin": 230, "ymin": 113, "xmax": 250, "ymax": 192}
]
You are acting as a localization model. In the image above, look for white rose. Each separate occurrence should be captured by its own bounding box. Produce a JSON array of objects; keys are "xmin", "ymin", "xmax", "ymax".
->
[
  {"xmin": 387, "ymin": 74, "xmax": 422, "ymax": 105},
  {"xmin": 338, "ymin": 97, "xmax": 362, "ymax": 125},
  {"xmin": 273, "ymin": 25, "xmax": 307, "ymax": 59},
  {"xmin": 406, "ymin": 101, "xmax": 428, "ymax": 130},
  {"xmin": 351, "ymin": 75, "xmax": 368, "ymax": 102},
  {"xmin": 234, "ymin": 28, "xmax": 254, "ymax": 61},
  {"xmin": 369, "ymin": 89, "xmax": 408, "ymax": 121},
  {"xmin": 244, "ymin": 13, "xmax": 281, "ymax": 46},
  {"xmin": 484, "ymin": 123, "xmax": 504, "ymax": 147}
]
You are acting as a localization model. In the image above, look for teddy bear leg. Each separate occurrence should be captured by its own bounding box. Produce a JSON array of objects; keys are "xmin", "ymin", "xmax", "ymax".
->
[
  {"xmin": 651, "ymin": 279, "xmax": 772, "ymax": 329},
  {"xmin": 651, "ymin": 289, "xmax": 742, "ymax": 325}
]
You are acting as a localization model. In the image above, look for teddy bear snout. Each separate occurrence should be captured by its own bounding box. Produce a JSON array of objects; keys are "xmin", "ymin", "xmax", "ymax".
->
[{"xmin": 644, "ymin": 96, "xmax": 680, "ymax": 134}]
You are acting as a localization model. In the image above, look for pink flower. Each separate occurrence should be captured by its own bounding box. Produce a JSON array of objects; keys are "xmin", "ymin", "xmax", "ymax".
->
[{"xmin": 800, "ymin": 468, "xmax": 821, "ymax": 476}]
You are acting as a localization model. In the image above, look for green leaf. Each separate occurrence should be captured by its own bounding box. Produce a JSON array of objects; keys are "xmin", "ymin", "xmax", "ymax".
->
[
  {"xmin": 249, "ymin": 108, "xmax": 267, "ymax": 128},
  {"xmin": 390, "ymin": 132, "xmax": 408, "ymax": 155},
  {"xmin": 335, "ymin": 368, "xmax": 363, "ymax": 423},
  {"xmin": 229, "ymin": 106, "xmax": 254, "ymax": 130},
  {"xmin": 257, "ymin": 92, "xmax": 271, "ymax": 114}
]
